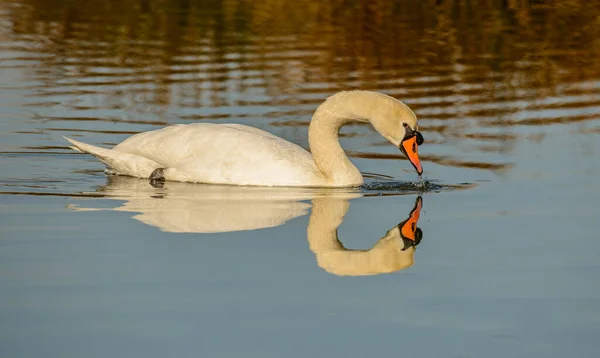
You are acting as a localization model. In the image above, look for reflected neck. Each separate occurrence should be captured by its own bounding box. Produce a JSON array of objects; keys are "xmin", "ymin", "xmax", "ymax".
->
[
  {"xmin": 307, "ymin": 198, "xmax": 350, "ymax": 253},
  {"xmin": 307, "ymin": 198, "xmax": 416, "ymax": 277}
]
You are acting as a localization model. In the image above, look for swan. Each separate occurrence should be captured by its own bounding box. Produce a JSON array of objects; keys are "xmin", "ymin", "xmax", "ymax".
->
[{"xmin": 64, "ymin": 90, "xmax": 424, "ymax": 187}]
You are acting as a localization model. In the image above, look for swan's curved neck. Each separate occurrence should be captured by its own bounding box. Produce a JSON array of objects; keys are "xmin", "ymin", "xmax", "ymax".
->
[{"xmin": 308, "ymin": 97, "xmax": 366, "ymax": 186}]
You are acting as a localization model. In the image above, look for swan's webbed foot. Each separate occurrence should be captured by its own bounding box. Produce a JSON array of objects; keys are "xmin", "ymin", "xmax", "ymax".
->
[{"xmin": 149, "ymin": 168, "xmax": 166, "ymax": 187}]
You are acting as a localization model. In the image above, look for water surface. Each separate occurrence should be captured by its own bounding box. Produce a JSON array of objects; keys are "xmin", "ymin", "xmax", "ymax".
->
[{"xmin": 1, "ymin": 1, "xmax": 599, "ymax": 357}]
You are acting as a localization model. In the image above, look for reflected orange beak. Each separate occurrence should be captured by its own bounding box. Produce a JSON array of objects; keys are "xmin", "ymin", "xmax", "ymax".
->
[
  {"xmin": 400, "ymin": 196, "xmax": 423, "ymax": 241},
  {"xmin": 400, "ymin": 136, "xmax": 423, "ymax": 174}
]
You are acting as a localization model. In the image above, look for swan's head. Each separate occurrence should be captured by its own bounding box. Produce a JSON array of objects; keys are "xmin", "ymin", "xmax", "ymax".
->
[
  {"xmin": 366, "ymin": 93, "xmax": 424, "ymax": 175},
  {"xmin": 316, "ymin": 90, "xmax": 424, "ymax": 175}
]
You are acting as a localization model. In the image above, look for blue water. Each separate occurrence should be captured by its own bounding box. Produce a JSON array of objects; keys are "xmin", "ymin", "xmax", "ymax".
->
[{"xmin": 1, "ymin": 1, "xmax": 599, "ymax": 357}]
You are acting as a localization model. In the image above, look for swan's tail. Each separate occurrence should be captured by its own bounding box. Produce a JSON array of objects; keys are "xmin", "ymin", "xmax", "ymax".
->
[
  {"xmin": 63, "ymin": 136, "xmax": 161, "ymax": 178},
  {"xmin": 64, "ymin": 136, "xmax": 109, "ymax": 156}
]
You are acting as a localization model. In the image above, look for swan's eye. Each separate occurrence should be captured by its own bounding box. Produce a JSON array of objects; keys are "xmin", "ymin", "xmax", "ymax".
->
[{"xmin": 403, "ymin": 122, "xmax": 408, "ymax": 128}]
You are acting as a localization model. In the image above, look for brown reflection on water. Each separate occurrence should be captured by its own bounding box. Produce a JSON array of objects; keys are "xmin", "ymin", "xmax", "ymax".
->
[{"xmin": 1, "ymin": 0, "xmax": 599, "ymax": 174}]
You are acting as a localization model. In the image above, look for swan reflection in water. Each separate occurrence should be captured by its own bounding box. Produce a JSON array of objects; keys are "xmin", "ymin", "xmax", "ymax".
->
[
  {"xmin": 308, "ymin": 195, "xmax": 423, "ymax": 276},
  {"xmin": 71, "ymin": 176, "xmax": 425, "ymax": 276}
]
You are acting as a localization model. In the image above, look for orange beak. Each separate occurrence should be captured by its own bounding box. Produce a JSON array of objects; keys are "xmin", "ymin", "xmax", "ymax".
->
[
  {"xmin": 400, "ymin": 196, "xmax": 423, "ymax": 241},
  {"xmin": 400, "ymin": 136, "xmax": 423, "ymax": 175}
]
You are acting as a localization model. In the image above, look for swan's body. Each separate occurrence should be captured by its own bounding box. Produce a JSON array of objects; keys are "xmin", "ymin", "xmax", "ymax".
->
[{"xmin": 64, "ymin": 90, "xmax": 423, "ymax": 187}]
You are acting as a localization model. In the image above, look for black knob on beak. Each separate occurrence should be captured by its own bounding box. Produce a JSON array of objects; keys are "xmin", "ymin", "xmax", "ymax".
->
[{"xmin": 416, "ymin": 131, "xmax": 424, "ymax": 146}]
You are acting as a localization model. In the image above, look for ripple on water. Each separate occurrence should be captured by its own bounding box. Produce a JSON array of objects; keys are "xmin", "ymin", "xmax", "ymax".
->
[{"xmin": 361, "ymin": 178, "xmax": 477, "ymax": 196}]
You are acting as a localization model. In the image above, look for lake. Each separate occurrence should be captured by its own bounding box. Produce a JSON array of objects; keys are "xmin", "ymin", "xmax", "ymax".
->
[{"xmin": 1, "ymin": 1, "xmax": 599, "ymax": 357}]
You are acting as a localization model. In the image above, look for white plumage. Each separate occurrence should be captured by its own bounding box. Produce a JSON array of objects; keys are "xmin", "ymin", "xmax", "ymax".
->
[{"xmin": 64, "ymin": 90, "xmax": 422, "ymax": 187}]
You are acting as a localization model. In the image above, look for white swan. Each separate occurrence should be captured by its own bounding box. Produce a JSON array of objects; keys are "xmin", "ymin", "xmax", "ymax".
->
[{"xmin": 64, "ymin": 90, "xmax": 424, "ymax": 187}]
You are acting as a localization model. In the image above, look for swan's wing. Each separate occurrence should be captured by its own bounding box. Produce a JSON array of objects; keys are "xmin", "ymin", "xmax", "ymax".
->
[{"xmin": 113, "ymin": 123, "xmax": 325, "ymax": 186}]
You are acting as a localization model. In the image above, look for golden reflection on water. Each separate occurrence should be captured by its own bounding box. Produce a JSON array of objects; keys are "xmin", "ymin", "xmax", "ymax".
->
[
  {"xmin": 308, "ymin": 196, "xmax": 424, "ymax": 276},
  {"xmin": 68, "ymin": 176, "xmax": 424, "ymax": 276},
  {"xmin": 1, "ymin": 0, "xmax": 599, "ymax": 174}
]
